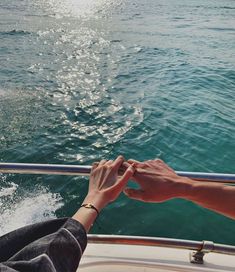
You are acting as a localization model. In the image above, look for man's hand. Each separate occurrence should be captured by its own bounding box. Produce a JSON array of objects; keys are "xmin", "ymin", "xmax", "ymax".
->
[
  {"xmin": 123, "ymin": 159, "xmax": 235, "ymax": 219},
  {"xmin": 123, "ymin": 159, "xmax": 187, "ymax": 202}
]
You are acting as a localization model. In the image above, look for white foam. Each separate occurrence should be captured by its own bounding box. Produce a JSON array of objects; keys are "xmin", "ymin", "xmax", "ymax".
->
[
  {"xmin": 0, "ymin": 182, "xmax": 18, "ymax": 197},
  {"xmin": 0, "ymin": 179, "xmax": 63, "ymax": 236}
]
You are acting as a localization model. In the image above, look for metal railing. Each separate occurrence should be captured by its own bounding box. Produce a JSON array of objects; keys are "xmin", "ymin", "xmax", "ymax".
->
[
  {"xmin": 1, "ymin": 163, "xmax": 234, "ymax": 263},
  {"xmin": 87, "ymin": 234, "xmax": 235, "ymax": 264},
  {"xmin": 0, "ymin": 162, "xmax": 235, "ymax": 184}
]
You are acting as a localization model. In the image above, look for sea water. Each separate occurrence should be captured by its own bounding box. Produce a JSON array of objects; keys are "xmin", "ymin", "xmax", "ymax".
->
[{"xmin": 0, "ymin": 0, "xmax": 235, "ymax": 244}]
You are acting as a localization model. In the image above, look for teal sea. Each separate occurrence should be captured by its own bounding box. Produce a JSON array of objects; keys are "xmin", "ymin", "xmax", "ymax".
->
[{"xmin": 0, "ymin": 0, "xmax": 235, "ymax": 245}]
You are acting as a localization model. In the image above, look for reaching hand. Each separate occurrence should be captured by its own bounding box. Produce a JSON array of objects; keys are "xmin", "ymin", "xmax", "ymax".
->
[
  {"xmin": 84, "ymin": 156, "xmax": 135, "ymax": 211},
  {"xmin": 123, "ymin": 159, "xmax": 183, "ymax": 203}
]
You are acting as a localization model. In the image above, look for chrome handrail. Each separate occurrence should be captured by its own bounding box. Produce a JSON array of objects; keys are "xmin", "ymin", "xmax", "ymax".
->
[
  {"xmin": 0, "ymin": 162, "xmax": 235, "ymax": 184},
  {"xmin": 0, "ymin": 163, "xmax": 91, "ymax": 176},
  {"xmin": 87, "ymin": 234, "xmax": 235, "ymax": 256}
]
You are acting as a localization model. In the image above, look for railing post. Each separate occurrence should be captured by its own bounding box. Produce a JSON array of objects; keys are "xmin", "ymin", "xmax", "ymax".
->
[{"xmin": 190, "ymin": 240, "xmax": 214, "ymax": 264}]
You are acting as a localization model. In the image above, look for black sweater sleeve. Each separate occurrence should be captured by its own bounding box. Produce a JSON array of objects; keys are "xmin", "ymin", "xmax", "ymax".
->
[{"xmin": 0, "ymin": 218, "xmax": 87, "ymax": 272}]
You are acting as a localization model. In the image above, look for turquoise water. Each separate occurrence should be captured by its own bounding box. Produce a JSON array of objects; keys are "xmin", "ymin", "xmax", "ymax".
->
[{"xmin": 0, "ymin": 0, "xmax": 235, "ymax": 244}]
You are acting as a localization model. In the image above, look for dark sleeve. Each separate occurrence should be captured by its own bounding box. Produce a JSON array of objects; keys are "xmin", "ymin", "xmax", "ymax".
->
[{"xmin": 0, "ymin": 217, "xmax": 87, "ymax": 272}]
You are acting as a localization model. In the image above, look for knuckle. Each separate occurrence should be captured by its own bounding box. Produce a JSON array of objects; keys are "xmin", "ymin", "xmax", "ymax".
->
[
  {"xmin": 103, "ymin": 165, "xmax": 108, "ymax": 170},
  {"xmin": 155, "ymin": 159, "xmax": 163, "ymax": 163}
]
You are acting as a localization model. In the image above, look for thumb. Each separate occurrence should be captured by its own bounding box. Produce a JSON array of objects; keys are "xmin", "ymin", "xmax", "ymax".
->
[{"xmin": 123, "ymin": 188, "xmax": 144, "ymax": 201}]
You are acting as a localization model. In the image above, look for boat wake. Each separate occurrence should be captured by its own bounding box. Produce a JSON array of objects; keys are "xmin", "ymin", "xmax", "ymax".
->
[{"xmin": 0, "ymin": 175, "xmax": 63, "ymax": 236}]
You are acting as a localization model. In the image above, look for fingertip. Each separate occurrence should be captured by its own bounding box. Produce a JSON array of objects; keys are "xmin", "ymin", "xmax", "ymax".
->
[
  {"xmin": 123, "ymin": 188, "xmax": 131, "ymax": 196},
  {"xmin": 106, "ymin": 160, "xmax": 113, "ymax": 166},
  {"xmin": 127, "ymin": 159, "xmax": 139, "ymax": 165},
  {"xmin": 92, "ymin": 162, "xmax": 99, "ymax": 170},
  {"xmin": 122, "ymin": 161, "xmax": 130, "ymax": 167},
  {"xmin": 113, "ymin": 155, "xmax": 125, "ymax": 169},
  {"xmin": 130, "ymin": 162, "xmax": 136, "ymax": 168},
  {"xmin": 117, "ymin": 155, "xmax": 124, "ymax": 161},
  {"xmin": 99, "ymin": 159, "xmax": 107, "ymax": 166},
  {"xmin": 129, "ymin": 164, "xmax": 136, "ymax": 173},
  {"xmin": 125, "ymin": 164, "xmax": 135, "ymax": 176},
  {"xmin": 155, "ymin": 158, "xmax": 163, "ymax": 163},
  {"xmin": 127, "ymin": 159, "xmax": 135, "ymax": 163}
]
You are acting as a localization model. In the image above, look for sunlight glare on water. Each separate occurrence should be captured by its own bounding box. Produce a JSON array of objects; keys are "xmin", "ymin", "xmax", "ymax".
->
[{"xmin": 36, "ymin": 0, "xmax": 123, "ymax": 18}]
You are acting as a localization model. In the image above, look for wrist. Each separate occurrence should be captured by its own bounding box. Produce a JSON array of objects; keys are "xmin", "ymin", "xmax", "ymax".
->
[
  {"xmin": 83, "ymin": 192, "xmax": 108, "ymax": 212},
  {"xmin": 174, "ymin": 177, "xmax": 194, "ymax": 199}
]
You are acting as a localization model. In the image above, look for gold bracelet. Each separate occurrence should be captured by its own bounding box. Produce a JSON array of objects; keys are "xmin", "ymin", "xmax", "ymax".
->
[{"xmin": 81, "ymin": 203, "xmax": 99, "ymax": 217}]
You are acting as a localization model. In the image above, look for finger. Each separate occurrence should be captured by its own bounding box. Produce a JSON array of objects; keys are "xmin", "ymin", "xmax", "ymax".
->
[
  {"xmin": 123, "ymin": 188, "xmax": 144, "ymax": 201},
  {"xmin": 155, "ymin": 158, "xmax": 163, "ymax": 163},
  {"xmin": 120, "ymin": 161, "xmax": 131, "ymax": 170},
  {"xmin": 123, "ymin": 161, "xmax": 131, "ymax": 168},
  {"xmin": 112, "ymin": 155, "xmax": 124, "ymax": 171},
  {"xmin": 99, "ymin": 159, "xmax": 107, "ymax": 166},
  {"xmin": 127, "ymin": 159, "xmax": 142, "ymax": 168},
  {"xmin": 91, "ymin": 162, "xmax": 99, "ymax": 171},
  {"xmin": 117, "ymin": 161, "xmax": 131, "ymax": 176},
  {"xmin": 127, "ymin": 159, "xmax": 140, "ymax": 164},
  {"xmin": 106, "ymin": 160, "xmax": 113, "ymax": 166},
  {"xmin": 118, "ymin": 164, "xmax": 135, "ymax": 188},
  {"xmin": 120, "ymin": 161, "xmax": 139, "ymax": 176}
]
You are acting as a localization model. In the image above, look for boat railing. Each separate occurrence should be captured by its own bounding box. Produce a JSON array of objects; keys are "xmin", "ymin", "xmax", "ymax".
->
[
  {"xmin": 88, "ymin": 234, "xmax": 235, "ymax": 264},
  {"xmin": 1, "ymin": 163, "xmax": 235, "ymax": 264},
  {"xmin": 0, "ymin": 163, "xmax": 235, "ymax": 184}
]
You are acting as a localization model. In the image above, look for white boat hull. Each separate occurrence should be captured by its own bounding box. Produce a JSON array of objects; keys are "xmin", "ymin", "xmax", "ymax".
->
[{"xmin": 80, "ymin": 240, "xmax": 235, "ymax": 272}]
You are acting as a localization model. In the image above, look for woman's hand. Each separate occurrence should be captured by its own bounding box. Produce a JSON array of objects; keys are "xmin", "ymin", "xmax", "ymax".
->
[
  {"xmin": 123, "ymin": 159, "xmax": 188, "ymax": 202},
  {"xmin": 83, "ymin": 156, "xmax": 135, "ymax": 211},
  {"xmin": 73, "ymin": 156, "xmax": 134, "ymax": 232}
]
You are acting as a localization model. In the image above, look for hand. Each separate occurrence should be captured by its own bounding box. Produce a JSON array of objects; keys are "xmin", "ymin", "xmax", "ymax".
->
[
  {"xmin": 83, "ymin": 156, "xmax": 135, "ymax": 211},
  {"xmin": 123, "ymin": 159, "xmax": 186, "ymax": 203}
]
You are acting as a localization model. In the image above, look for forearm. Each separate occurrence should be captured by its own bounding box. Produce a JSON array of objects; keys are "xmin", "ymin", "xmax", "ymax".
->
[
  {"xmin": 177, "ymin": 178, "xmax": 235, "ymax": 219},
  {"xmin": 72, "ymin": 193, "xmax": 107, "ymax": 232},
  {"xmin": 72, "ymin": 208, "xmax": 97, "ymax": 233}
]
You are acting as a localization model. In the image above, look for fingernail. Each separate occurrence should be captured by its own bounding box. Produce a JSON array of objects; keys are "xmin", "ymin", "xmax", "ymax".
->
[
  {"xmin": 129, "ymin": 164, "xmax": 136, "ymax": 173},
  {"xmin": 123, "ymin": 189, "xmax": 129, "ymax": 195}
]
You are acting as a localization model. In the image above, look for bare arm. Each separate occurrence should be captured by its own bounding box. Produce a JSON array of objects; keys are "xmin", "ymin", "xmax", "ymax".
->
[
  {"xmin": 182, "ymin": 179, "xmax": 235, "ymax": 219},
  {"xmin": 123, "ymin": 159, "xmax": 235, "ymax": 219}
]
